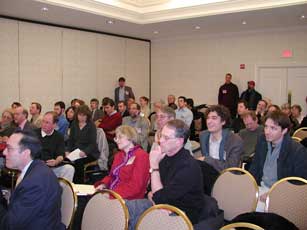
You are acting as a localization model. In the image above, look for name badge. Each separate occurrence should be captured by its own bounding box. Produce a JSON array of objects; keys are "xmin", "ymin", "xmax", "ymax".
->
[{"xmin": 222, "ymin": 90, "xmax": 227, "ymax": 94}]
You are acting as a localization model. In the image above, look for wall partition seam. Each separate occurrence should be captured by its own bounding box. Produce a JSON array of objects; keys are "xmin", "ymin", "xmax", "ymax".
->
[
  {"xmin": 149, "ymin": 41, "xmax": 151, "ymax": 109},
  {"xmin": 60, "ymin": 30, "xmax": 64, "ymax": 100},
  {"xmin": 17, "ymin": 21, "xmax": 20, "ymax": 102}
]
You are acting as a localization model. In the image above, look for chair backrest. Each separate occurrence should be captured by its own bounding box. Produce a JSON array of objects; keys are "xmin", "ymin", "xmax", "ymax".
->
[
  {"xmin": 220, "ymin": 222, "xmax": 264, "ymax": 230},
  {"xmin": 292, "ymin": 127, "xmax": 307, "ymax": 140},
  {"xmin": 82, "ymin": 189, "xmax": 129, "ymax": 230},
  {"xmin": 291, "ymin": 136, "xmax": 302, "ymax": 143},
  {"xmin": 265, "ymin": 177, "xmax": 307, "ymax": 229},
  {"xmin": 58, "ymin": 178, "xmax": 78, "ymax": 229},
  {"xmin": 136, "ymin": 204, "xmax": 193, "ymax": 230},
  {"xmin": 96, "ymin": 128, "xmax": 109, "ymax": 171},
  {"xmin": 211, "ymin": 167, "xmax": 258, "ymax": 221}
]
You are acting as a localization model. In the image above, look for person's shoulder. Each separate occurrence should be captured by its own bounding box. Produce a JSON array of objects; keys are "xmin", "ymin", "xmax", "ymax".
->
[
  {"xmin": 228, "ymin": 131, "xmax": 243, "ymax": 143},
  {"xmin": 199, "ymin": 130, "xmax": 210, "ymax": 139},
  {"xmin": 134, "ymin": 148, "xmax": 149, "ymax": 158}
]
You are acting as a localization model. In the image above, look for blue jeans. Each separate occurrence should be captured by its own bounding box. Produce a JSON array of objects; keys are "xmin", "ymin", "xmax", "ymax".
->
[{"xmin": 125, "ymin": 199, "xmax": 153, "ymax": 230}]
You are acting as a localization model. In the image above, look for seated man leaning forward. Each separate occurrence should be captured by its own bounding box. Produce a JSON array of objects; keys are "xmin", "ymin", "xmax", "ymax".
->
[
  {"xmin": 199, "ymin": 105, "xmax": 243, "ymax": 172},
  {"xmin": 35, "ymin": 111, "xmax": 75, "ymax": 182},
  {"xmin": 249, "ymin": 110, "xmax": 307, "ymax": 211},
  {"xmin": 0, "ymin": 130, "xmax": 65, "ymax": 230},
  {"xmin": 125, "ymin": 119, "xmax": 205, "ymax": 229},
  {"xmin": 94, "ymin": 125, "xmax": 150, "ymax": 200}
]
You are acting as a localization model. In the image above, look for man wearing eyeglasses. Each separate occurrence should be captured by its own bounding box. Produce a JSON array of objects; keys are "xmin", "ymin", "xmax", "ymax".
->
[
  {"xmin": 0, "ymin": 130, "xmax": 65, "ymax": 230},
  {"xmin": 126, "ymin": 119, "xmax": 207, "ymax": 229}
]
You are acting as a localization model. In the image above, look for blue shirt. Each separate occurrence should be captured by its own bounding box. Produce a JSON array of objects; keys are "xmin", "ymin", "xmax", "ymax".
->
[{"xmin": 55, "ymin": 114, "xmax": 69, "ymax": 137}]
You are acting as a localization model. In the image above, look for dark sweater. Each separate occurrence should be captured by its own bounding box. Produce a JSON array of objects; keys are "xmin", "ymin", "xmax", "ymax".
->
[
  {"xmin": 35, "ymin": 129, "xmax": 65, "ymax": 162},
  {"xmin": 152, "ymin": 148, "xmax": 205, "ymax": 224},
  {"xmin": 67, "ymin": 121, "xmax": 99, "ymax": 159}
]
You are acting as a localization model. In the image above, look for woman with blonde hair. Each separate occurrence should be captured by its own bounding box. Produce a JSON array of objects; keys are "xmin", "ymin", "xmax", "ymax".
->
[{"xmin": 95, "ymin": 125, "xmax": 150, "ymax": 200}]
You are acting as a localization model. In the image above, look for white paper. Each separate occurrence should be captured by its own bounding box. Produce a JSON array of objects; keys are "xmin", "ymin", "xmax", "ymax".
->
[
  {"xmin": 72, "ymin": 184, "xmax": 96, "ymax": 196},
  {"xmin": 66, "ymin": 148, "xmax": 82, "ymax": 162}
]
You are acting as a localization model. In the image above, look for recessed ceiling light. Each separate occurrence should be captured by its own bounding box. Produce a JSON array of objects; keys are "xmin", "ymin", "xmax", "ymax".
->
[
  {"xmin": 106, "ymin": 20, "xmax": 114, "ymax": 24},
  {"xmin": 301, "ymin": 15, "xmax": 305, "ymax": 19},
  {"xmin": 242, "ymin": 21, "xmax": 247, "ymax": 25},
  {"xmin": 153, "ymin": 31, "xmax": 159, "ymax": 34},
  {"xmin": 195, "ymin": 26, "xmax": 201, "ymax": 30},
  {"xmin": 41, "ymin": 7, "xmax": 48, "ymax": 12}
]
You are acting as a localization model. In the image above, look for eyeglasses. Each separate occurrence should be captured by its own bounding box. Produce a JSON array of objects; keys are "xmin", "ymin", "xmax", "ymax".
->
[
  {"xmin": 160, "ymin": 134, "xmax": 176, "ymax": 142},
  {"xmin": 114, "ymin": 135, "xmax": 128, "ymax": 142}
]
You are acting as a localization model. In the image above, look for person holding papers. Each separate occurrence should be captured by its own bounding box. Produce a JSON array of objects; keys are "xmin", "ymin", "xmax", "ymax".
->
[
  {"xmin": 66, "ymin": 105, "xmax": 99, "ymax": 183},
  {"xmin": 95, "ymin": 125, "xmax": 150, "ymax": 200}
]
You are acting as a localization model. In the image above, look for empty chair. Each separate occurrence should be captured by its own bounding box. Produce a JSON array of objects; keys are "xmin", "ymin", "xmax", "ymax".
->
[
  {"xmin": 211, "ymin": 167, "xmax": 258, "ymax": 221},
  {"xmin": 220, "ymin": 222, "xmax": 264, "ymax": 230},
  {"xmin": 82, "ymin": 189, "xmax": 129, "ymax": 230},
  {"xmin": 58, "ymin": 177, "xmax": 78, "ymax": 229},
  {"xmin": 136, "ymin": 204, "xmax": 193, "ymax": 230},
  {"xmin": 265, "ymin": 177, "xmax": 307, "ymax": 230}
]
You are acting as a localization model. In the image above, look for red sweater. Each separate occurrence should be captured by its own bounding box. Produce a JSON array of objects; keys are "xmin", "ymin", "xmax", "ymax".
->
[
  {"xmin": 95, "ymin": 148, "xmax": 150, "ymax": 200},
  {"xmin": 98, "ymin": 112, "xmax": 122, "ymax": 141}
]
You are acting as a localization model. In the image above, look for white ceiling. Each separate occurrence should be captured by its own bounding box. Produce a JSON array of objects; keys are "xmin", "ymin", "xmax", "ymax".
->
[{"xmin": 0, "ymin": 0, "xmax": 307, "ymax": 40}]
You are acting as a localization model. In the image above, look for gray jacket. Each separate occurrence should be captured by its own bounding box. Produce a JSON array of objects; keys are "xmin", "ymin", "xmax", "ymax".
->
[{"xmin": 199, "ymin": 129, "xmax": 243, "ymax": 172}]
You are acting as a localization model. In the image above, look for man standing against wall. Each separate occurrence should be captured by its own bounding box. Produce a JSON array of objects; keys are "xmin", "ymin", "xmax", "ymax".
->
[
  {"xmin": 114, "ymin": 77, "xmax": 135, "ymax": 105},
  {"xmin": 218, "ymin": 73, "xmax": 239, "ymax": 118}
]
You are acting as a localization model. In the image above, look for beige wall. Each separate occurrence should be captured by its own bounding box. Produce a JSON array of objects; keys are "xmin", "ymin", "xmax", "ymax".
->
[
  {"xmin": 151, "ymin": 27, "xmax": 307, "ymax": 106},
  {"xmin": 0, "ymin": 18, "xmax": 150, "ymax": 113}
]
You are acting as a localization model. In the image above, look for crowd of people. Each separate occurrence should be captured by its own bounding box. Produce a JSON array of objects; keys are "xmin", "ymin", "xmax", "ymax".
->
[{"xmin": 0, "ymin": 75, "xmax": 307, "ymax": 229}]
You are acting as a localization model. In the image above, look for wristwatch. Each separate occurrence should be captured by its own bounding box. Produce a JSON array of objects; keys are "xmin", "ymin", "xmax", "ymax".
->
[{"xmin": 149, "ymin": 168, "xmax": 159, "ymax": 174}]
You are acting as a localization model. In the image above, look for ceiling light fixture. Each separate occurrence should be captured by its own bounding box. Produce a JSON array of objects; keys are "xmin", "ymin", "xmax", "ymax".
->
[
  {"xmin": 242, "ymin": 21, "xmax": 247, "ymax": 25},
  {"xmin": 106, "ymin": 20, "xmax": 114, "ymax": 24},
  {"xmin": 153, "ymin": 31, "xmax": 159, "ymax": 34},
  {"xmin": 41, "ymin": 7, "xmax": 48, "ymax": 12},
  {"xmin": 301, "ymin": 15, "xmax": 305, "ymax": 19},
  {"xmin": 195, "ymin": 26, "xmax": 201, "ymax": 30}
]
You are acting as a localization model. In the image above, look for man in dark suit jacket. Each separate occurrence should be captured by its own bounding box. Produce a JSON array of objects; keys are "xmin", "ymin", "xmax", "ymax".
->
[
  {"xmin": 114, "ymin": 77, "xmax": 135, "ymax": 105},
  {"xmin": 13, "ymin": 106, "xmax": 34, "ymax": 132},
  {"xmin": 90, "ymin": 98, "xmax": 104, "ymax": 122},
  {"xmin": 0, "ymin": 130, "xmax": 65, "ymax": 230}
]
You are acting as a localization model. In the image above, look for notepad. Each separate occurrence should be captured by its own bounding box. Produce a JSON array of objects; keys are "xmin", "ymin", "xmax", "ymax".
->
[
  {"xmin": 72, "ymin": 184, "xmax": 96, "ymax": 196},
  {"xmin": 66, "ymin": 148, "xmax": 82, "ymax": 162}
]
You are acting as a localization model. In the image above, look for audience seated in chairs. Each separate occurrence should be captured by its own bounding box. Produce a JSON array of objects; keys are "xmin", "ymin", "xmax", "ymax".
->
[
  {"xmin": 29, "ymin": 102, "xmax": 43, "ymax": 129},
  {"xmin": 238, "ymin": 111, "xmax": 264, "ymax": 169},
  {"xmin": 281, "ymin": 103, "xmax": 300, "ymax": 136},
  {"xmin": 117, "ymin": 101, "xmax": 129, "ymax": 118},
  {"xmin": 94, "ymin": 125, "xmax": 150, "ymax": 200},
  {"xmin": 122, "ymin": 103, "xmax": 150, "ymax": 151},
  {"xmin": 139, "ymin": 96, "xmax": 151, "ymax": 119},
  {"xmin": 53, "ymin": 101, "xmax": 69, "ymax": 137},
  {"xmin": 0, "ymin": 109, "xmax": 16, "ymax": 141},
  {"xmin": 13, "ymin": 106, "xmax": 35, "ymax": 132},
  {"xmin": 124, "ymin": 120, "xmax": 222, "ymax": 230},
  {"xmin": 90, "ymin": 98, "xmax": 104, "ymax": 122},
  {"xmin": 248, "ymin": 110, "xmax": 307, "ymax": 212},
  {"xmin": 199, "ymin": 105, "xmax": 243, "ymax": 172},
  {"xmin": 255, "ymin": 100, "xmax": 268, "ymax": 125},
  {"xmin": 167, "ymin": 94, "xmax": 177, "ymax": 110},
  {"xmin": 35, "ymin": 111, "xmax": 75, "ymax": 182},
  {"xmin": 231, "ymin": 99, "xmax": 248, "ymax": 133},
  {"xmin": 66, "ymin": 105, "xmax": 99, "ymax": 184}
]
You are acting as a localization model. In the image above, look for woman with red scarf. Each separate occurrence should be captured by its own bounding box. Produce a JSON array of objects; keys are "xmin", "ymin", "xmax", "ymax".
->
[{"xmin": 94, "ymin": 125, "xmax": 150, "ymax": 199}]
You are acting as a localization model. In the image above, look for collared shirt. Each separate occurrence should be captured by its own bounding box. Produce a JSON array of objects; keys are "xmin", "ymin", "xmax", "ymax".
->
[
  {"xmin": 261, "ymin": 139, "xmax": 283, "ymax": 188},
  {"xmin": 19, "ymin": 119, "xmax": 27, "ymax": 130},
  {"xmin": 41, "ymin": 129, "xmax": 54, "ymax": 138},
  {"xmin": 16, "ymin": 160, "xmax": 33, "ymax": 186},
  {"xmin": 119, "ymin": 87, "xmax": 125, "ymax": 101},
  {"xmin": 175, "ymin": 107, "xmax": 193, "ymax": 126},
  {"xmin": 109, "ymin": 110, "xmax": 117, "ymax": 117},
  {"xmin": 209, "ymin": 134, "xmax": 222, "ymax": 160}
]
